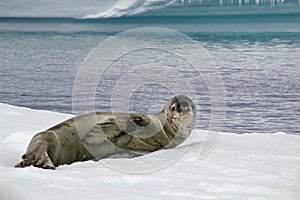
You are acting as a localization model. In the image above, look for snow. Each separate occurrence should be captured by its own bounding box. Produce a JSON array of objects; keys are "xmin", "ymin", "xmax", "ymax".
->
[{"xmin": 0, "ymin": 103, "xmax": 299, "ymax": 200}]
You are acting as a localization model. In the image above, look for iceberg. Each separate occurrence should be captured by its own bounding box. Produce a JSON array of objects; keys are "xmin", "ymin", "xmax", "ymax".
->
[{"xmin": 0, "ymin": 103, "xmax": 299, "ymax": 200}]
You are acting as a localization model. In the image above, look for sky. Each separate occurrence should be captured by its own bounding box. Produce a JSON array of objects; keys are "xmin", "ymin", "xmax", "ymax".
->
[
  {"xmin": 0, "ymin": 0, "xmax": 299, "ymax": 18},
  {"xmin": 0, "ymin": 0, "xmax": 117, "ymax": 18}
]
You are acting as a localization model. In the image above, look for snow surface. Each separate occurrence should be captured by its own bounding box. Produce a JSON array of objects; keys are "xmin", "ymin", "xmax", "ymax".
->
[{"xmin": 0, "ymin": 103, "xmax": 299, "ymax": 200}]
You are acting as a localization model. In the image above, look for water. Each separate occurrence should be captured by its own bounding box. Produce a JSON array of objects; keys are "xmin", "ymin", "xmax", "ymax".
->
[{"xmin": 0, "ymin": 14, "xmax": 299, "ymax": 135}]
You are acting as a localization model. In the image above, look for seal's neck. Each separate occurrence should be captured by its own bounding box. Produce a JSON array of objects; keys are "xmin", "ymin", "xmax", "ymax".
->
[{"xmin": 154, "ymin": 112, "xmax": 189, "ymax": 146}]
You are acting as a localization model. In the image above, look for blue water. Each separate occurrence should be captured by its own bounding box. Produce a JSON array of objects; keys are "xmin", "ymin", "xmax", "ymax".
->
[{"xmin": 0, "ymin": 14, "xmax": 299, "ymax": 134}]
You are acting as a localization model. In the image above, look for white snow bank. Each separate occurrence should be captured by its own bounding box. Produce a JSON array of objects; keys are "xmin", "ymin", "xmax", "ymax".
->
[{"xmin": 0, "ymin": 103, "xmax": 299, "ymax": 200}]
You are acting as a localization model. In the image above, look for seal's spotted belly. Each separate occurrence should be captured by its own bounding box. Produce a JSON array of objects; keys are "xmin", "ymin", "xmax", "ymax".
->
[{"xmin": 15, "ymin": 95, "xmax": 196, "ymax": 169}]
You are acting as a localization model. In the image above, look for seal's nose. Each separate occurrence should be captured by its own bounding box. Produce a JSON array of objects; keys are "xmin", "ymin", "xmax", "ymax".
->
[
  {"xmin": 177, "ymin": 106, "xmax": 183, "ymax": 113},
  {"xmin": 178, "ymin": 104, "xmax": 191, "ymax": 113}
]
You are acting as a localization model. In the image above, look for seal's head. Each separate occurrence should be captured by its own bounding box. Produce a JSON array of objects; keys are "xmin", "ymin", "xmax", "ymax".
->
[{"xmin": 163, "ymin": 95, "xmax": 196, "ymax": 138}]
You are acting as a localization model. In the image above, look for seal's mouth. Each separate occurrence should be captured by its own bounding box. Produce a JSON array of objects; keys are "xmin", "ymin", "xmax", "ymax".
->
[
  {"xmin": 171, "ymin": 118, "xmax": 181, "ymax": 124},
  {"xmin": 171, "ymin": 111, "xmax": 195, "ymax": 128},
  {"xmin": 172, "ymin": 110, "xmax": 194, "ymax": 119}
]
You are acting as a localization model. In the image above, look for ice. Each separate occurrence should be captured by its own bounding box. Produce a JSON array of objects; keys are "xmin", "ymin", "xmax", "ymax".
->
[
  {"xmin": 84, "ymin": 0, "xmax": 177, "ymax": 18},
  {"xmin": 0, "ymin": 103, "xmax": 299, "ymax": 200}
]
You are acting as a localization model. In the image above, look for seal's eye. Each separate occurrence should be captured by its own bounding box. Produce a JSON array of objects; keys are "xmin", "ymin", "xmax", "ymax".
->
[{"xmin": 171, "ymin": 106, "xmax": 176, "ymax": 112}]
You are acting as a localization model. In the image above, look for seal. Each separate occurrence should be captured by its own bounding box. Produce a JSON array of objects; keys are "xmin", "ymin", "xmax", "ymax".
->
[{"xmin": 15, "ymin": 95, "xmax": 196, "ymax": 169}]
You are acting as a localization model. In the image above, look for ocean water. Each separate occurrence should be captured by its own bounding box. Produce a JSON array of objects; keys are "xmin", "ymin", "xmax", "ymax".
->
[{"xmin": 0, "ymin": 13, "xmax": 299, "ymax": 135}]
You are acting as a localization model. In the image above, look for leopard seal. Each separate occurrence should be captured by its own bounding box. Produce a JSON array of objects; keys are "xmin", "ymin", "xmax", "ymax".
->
[{"xmin": 15, "ymin": 95, "xmax": 196, "ymax": 169}]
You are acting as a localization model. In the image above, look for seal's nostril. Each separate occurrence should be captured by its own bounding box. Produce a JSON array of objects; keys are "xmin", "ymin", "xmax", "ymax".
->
[{"xmin": 178, "ymin": 107, "xmax": 183, "ymax": 113}]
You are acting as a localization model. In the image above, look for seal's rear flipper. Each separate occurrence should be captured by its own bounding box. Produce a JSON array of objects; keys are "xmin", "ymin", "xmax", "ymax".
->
[
  {"xmin": 14, "ymin": 161, "xmax": 24, "ymax": 168},
  {"xmin": 14, "ymin": 152, "xmax": 56, "ymax": 170}
]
